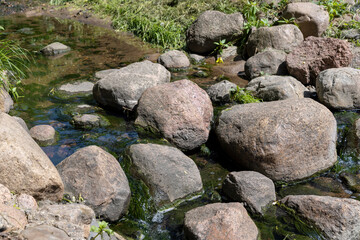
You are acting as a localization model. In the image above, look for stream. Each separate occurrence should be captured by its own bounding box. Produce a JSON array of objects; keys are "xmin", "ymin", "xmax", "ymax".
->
[{"xmin": 2, "ymin": 13, "xmax": 360, "ymax": 240}]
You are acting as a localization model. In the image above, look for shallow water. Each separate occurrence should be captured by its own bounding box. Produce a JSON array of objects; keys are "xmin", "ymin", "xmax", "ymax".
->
[{"xmin": 2, "ymin": 13, "xmax": 359, "ymax": 240}]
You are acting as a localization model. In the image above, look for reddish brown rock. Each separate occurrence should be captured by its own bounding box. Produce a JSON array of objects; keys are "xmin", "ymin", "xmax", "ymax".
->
[
  {"xmin": 184, "ymin": 202, "xmax": 258, "ymax": 240},
  {"xmin": 135, "ymin": 79, "xmax": 213, "ymax": 151},
  {"xmin": 281, "ymin": 195, "xmax": 360, "ymax": 240},
  {"xmin": 286, "ymin": 36, "xmax": 353, "ymax": 85}
]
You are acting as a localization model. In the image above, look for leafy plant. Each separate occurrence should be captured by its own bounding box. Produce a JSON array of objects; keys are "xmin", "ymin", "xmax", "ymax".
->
[
  {"xmin": 230, "ymin": 86, "xmax": 261, "ymax": 104},
  {"xmin": 213, "ymin": 39, "xmax": 230, "ymax": 63},
  {"xmin": 318, "ymin": 0, "xmax": 348, "ymax": 21},
  {"xmin": 90, "ymin": 221, "xmax": 114, "ymax": 240}
]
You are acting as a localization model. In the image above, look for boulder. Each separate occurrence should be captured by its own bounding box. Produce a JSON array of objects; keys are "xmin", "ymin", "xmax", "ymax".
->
[
  {"xmin": 27, "ymin": 203, "xmax": 95, "ymax": 240},
  {"xmin": 93, "ymin": 60, "xmax": 170, "ymax": 110},
  {"xmin": 56, "ymin": 146, "xmax": 131, "ymax": 222},
  {"xmin": 0, "ymin": 203, "xmax": 27, "ymax": 232},
  {"xmin": 316, "ymin": 67, "xmax": 360, "ymax": 110},
  {"xmin": 21, "ymin": 225, "xmax": 70, "ymax": 240},
  {"xmin": 281, "ymin": 195, "xmax": 360, "ymax": 240},
  {"xmin": 11, "ymin": 116, "xmax": 29, "ymax": 133},
  {"xmin": 29, "ymin": 125, "xmax": 56, "ymax": 146},
  {"xmin": 186, "ymin": 10, "xmax": 244, "ymax": 54},
  {"xmin": 158, "ymin": 50, "xmax": 190, "ymax": 69},
  {"xmin": 206, "ymin": 80, "xmax": 237, "ymax": 104},
  {"xmin": 246, "ymin": 75, "xmax": 307, "ymax": 101},
  {"xmin": 135, "ymin": 79, "xmax": 213, "ymax": 151},
  {"xmin": 40, "ymin": 42, "xmax": 70, "ymax": 56},
  {"xmin": 0, "ymin": 184, "xmax": 11, "ymax": 205},
  {"xmin": 94, "ymin": 69, "xmax": 119, "ymax": 80},
  {"xmin": 245, "ymin": 49, "xmax": 288, "ymax": 79},
  {"xmin": 189, "ymin": 53, "xmax": 205, "ymax": 64},
  {"xmin": 128, "ymin": 143, "xmax": 203, "ymax": 206},
  {"xmin": 222, "ymin": 171, "xmax": 276, "ymax": 214},
  {"xmin": 16, "ymin": 194, "xmax": 38, "ymax": 212},
  {"xmin": 0, "ymin": 112, "xmax": 64, "ymax": 201},
  {"xmin": 282, "ymin": 2, "xmax": 329, "ymax": 38},
  {"xmin": 0, "ymin": 86, "xmax": 12, "ymax": 113},
  {"xmin": 215, "ymin": 98, "xmax": 337, "ymax": 182},
  {"xmin": 184, "ymin": 202, "xmax": 258, "ymax": 240},
  {"xmin": 286, "ymin": 36, "xmax": 353, "ymax": 85},
  {"xmin": 71, "ymin": 114, "xmax": 110, "ymax": 129},
  {"xmin": 245, "ymin": 24, "xmax": 303, "ymax": 57}
]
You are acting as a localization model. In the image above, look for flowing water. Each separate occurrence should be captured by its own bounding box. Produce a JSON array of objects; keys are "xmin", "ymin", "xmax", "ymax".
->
[{"xmin": 2, "ymin": 13, "xmax": 360, "ymax": 240}]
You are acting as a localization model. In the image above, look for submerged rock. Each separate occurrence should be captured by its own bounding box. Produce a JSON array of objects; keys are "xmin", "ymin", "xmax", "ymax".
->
[
  {"xmin": 186, "ymin": 10, "xmax": 244, "ymax": 54},
  {"xmin": 222, "ymin": 171, "xmax": 276, "ymax": 215},
  {"xmin": 128, "ymin": 143, "xmax": 203, "ymax": 206},
  {"xmin": 158, "ymin": 50, "xmax": 190, "ymax": 69},
  {"xmin": 135, "ymin": 79, "xmax": 213, "ymax": 151},
  {"xmin": 215, "ymin": 98, "xmax": 337, "ymax": 182},
  {"xmin": 316, "ymin": 67, "xmax": 360, "ymax": 110},
  {"xmin": 0, "ymin": 112, "xmax": 64, "ymax": 201},
  {"xmin": 281, "ymin": 195, "xmax": 360, "ymax": 240},
  {"xmin": 246, "ymin": 75, "xmax": 307, "ymax": 101},
  {"xmin": 93, "ymin": 60, "xmax": 170, "ymax": 110},
  {"xmin": 184, "ymin": 202, "xmax": 258, "ymax": 240},
  {"xmin": 57, "ymin": 146, "xmax": 131, "ymax": 222},
  {"xmin": 71, "ymin": 113, "xmax": 110, "ymax": 129},
  {"xmin": 40, "ymin": 42, "xmax": 70, "ymax": 56},
  {"xmin": 30, "ymin": 125, "xmax": 56, "ymax": 146}
]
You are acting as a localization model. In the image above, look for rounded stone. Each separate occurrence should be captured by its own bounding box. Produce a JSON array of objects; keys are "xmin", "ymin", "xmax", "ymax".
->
[
  {"xmin": 158, "ymin": 50, "xmax": 190, "ymax": 69},
  {"xmin": 30, "ymin": 125, "xmax": 56, "ymax": 146}
]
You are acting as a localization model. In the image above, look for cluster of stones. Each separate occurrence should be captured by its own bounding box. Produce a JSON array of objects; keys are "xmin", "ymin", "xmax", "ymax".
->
[{"xmin": 2, "ymin": 0, "xmax": 360, "ymax": 239}]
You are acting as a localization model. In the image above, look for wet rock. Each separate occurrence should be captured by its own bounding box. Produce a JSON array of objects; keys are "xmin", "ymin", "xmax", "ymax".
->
[
  {"xmin": 135, "ymin": 80, "xmax": 213, "ymax": 151},
  {"xmin": 281, "ymin": 195, "xmax": 360, "ymax": 240},
  {"xmin": 316, "ymin": 67, "xmax": 360, "ymax": 110},
  {"xmin": 340, "ymin": 172, "xmax": 360, "ymax": 193},
  {"xmin": 0, "ymin": 203, "xmax": 27, "ymax": 232},
  {"xmin": 184, "ymin": 202, "xmax": 258, "ymax": 240},
  {"xmin": 40, "ymin": 42, "xmax": 70, "ymax": 56},
  {"xmin": 246, "ymin": 75, "xmax": 307, "ymax": 101},
  {"xmin": 16, "ymin": 194, "xmax": 38, "ymax": 212},
  {"xmin": 222, "ymin": 171, "xmax": 276, "ymax": 215},
  {"xmin": 21, "ymin": 225, "xmax": 70, "ymax": 240},
  {"xmin": 27, "ymin": 203, "xmax": 95, "ymax": 240},
  {"xmin": 94, "ymin": 69, "xmax": 119, "ymax": 80},
  {"xmin": 282, "ymin": 2, "xmax": 329, "ymax": 38},
  {"xmin": 93, "ymin": 60, "xmax": 170, "ymax": 110},
  {"xmin": 0, "ymin": 184, "xmax": 11, "ymax": 205},
  {"xmin": 158, "ymin": 50, "xmax": 190, "ymax": 69},
  {"xmin": 0, "ymin": 112, "xmax": 64, "ymax": 201},
  {"xmin": 128, "ymin": 143, "xmax": 203, "ymax": 206},
  {"xmin": 189, "ymin": 53, "xmax": 205, "ymax": 64},
  {"xmin": 11, "ymin": 116, "xmax": 29, "ymax": 133},
  {"xmin": 215, "ymin": 98, "xmax": 337, "ymax": 182},
  {"xmin": 206, "ymin": 80, "xmax": 237, "ymax": 104},
  {"xmin": 71, "ymin": 113, "xmax": 110, "ymax": 129},
  {"xmin": 58, "ymin": 81, "xmax": 94, "ymax": 96},
  {"xmin": 57, "ymin": 146, "xmax": 130, "ymax": 222},
  {"xmin": 186, "ymin": 10, "xmax": 244, "ymax": 54},
  {"xmin": 212, "ymin": 60, "xmax": 246, "ymax": 84},
  {"xmin": 286, "ymin": 36, "xmax": 353, "ymax": 85},
  {"xmin": 0, "ymin": 86, "xmax": 13, "ymax": 113},
  {"xmin": 245, "ymin": 24, "xmax": 303, "ymax": 57},
  {"xmin": 29, "ymin": 125, "xmax": 56, "ymax": 146},
  {"xmin": 245, "ymin": 49, "xmax": 288, "ymax": 79}
]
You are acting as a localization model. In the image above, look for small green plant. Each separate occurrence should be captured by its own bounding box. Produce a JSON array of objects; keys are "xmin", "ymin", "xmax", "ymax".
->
[
  {"xmin": 213, "ymin": 39, "xmax": 230, "ymax": 63},
  {"xmin": 230, "ymin": 86, "xmax": 261, "ymax": 104},
  {"xmin": 90, "ymin": 221, "xmax": 114, "ymax": 240},
  {"xmin": 318, "ymin": 0, "xmax": 348, "ymax": 21},
  {"xmin": 50, "ymin": 0, "xmax": 72, "ymax": 5}
]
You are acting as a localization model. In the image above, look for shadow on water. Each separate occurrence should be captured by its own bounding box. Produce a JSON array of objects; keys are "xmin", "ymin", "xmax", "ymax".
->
[{"xmin": 2, "ymin": 13, "xmax": 356, "ymax": 240}]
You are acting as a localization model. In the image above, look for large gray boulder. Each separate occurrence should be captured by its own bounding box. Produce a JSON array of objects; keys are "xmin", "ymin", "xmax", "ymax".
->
[
  {"xmin": 128, "ymin": 143, "xmax": 203, "ymax": 206},
  {"xmin": 282, "ymin": 2, "xmax": 329, "ymax": 38},
  {"xmin": 184, "ymin": 202, "xmax": 258, "ymax": 240},
  {"xmin": 93, "ymin": 60, "xmax": 171, "ymax": 110},
  {"xmin": 0, "ymin": 112, "xmax": 64, "ymax": 201},
  {"xmin": 281, "ymin": 195, "xmax": 360, "ymax": 240},
  {"xmin": 222, "ymin": 171, "xmax": 276, "ymax": 215},
  {"xmin": 186, "ymin": 10, "xmax": 244, "ymax": 54},
  {"xmin": 246, "ymin": 75, "xmax": 308, "ymax": 101},
  {"xmin": 215, "ymin": 98, "xmax": 337, "ymax": 182},
  {"xmin": 245, "ymin": 49, "xmax": 288, "ymax": 79},
  {"xmin": 316, "ymin": 67, "xmax": 360, "ymax": 110},
  {"xmin": 27, "ymin": 203, "xmax": 95, "ymax": 240},
  {"xmin": 287, "ymin": 36, "xmax": 353, "ymax": 85},
  {"xmin": 245, "ymin": 24, "xmax": 303, "ymax": 57},
  {"xmin": 135, "ymin": 79, "xmax": 213, "ymax": 151},
  {"xmin": 56, "ymin": 145, "xmax": 130, "ymax": 222}
]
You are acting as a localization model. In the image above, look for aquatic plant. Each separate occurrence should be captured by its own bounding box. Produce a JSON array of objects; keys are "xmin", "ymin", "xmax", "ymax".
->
[{"xmin": 230, "ymin": 86, "xmax": 261, "ymax": 104}]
